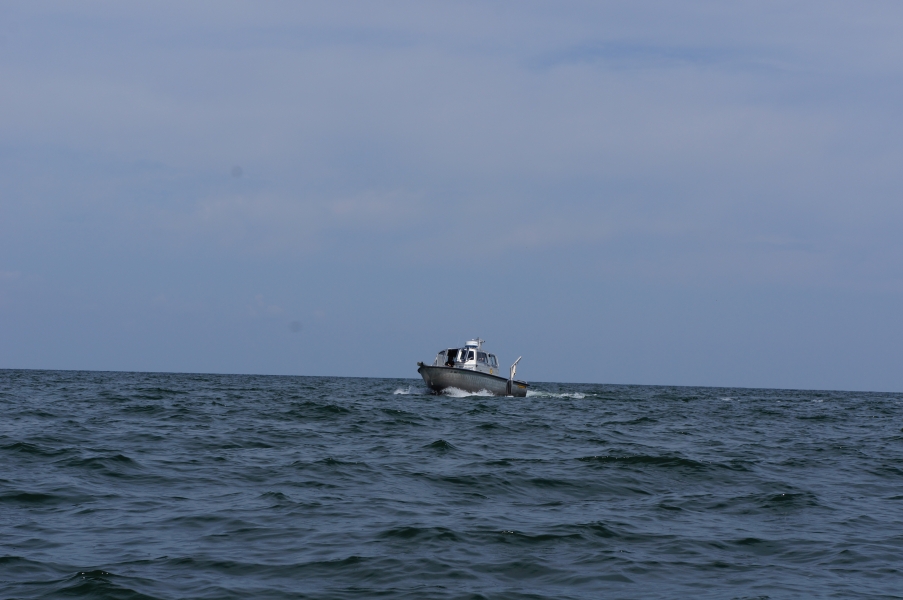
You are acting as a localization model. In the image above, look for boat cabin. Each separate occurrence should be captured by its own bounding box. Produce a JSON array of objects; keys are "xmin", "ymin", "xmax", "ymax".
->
[{"xmin": 432, "ymin": 338, "xmax": 501, "ymax": 375}]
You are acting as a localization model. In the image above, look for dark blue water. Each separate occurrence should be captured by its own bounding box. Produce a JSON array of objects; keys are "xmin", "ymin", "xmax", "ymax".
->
[{"xmin": 1, "ymin": 369, "xmax": 902, "ymax": 599}]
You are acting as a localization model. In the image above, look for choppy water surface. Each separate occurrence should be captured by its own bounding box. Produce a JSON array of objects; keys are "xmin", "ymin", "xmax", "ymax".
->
[{"xmin": 1, "ymin": 370, "xmax": 902, "ymax": 599}]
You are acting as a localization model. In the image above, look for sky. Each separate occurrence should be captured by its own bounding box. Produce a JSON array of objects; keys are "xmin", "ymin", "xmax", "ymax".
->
[{"xmin": 1, "ymin": 1, "xmax": 903, "ymax": 391}]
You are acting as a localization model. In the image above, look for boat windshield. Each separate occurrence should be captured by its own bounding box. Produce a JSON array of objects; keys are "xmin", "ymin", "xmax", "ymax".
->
[{"xmin": 463, "ymin": 350, "xmax": 474, "ymax": 362}]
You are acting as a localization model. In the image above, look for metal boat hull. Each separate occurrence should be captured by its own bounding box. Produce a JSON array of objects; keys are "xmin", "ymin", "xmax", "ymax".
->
[{"xmin": 417, "ymin": 364, "xmax": 528, "ymax": 397}]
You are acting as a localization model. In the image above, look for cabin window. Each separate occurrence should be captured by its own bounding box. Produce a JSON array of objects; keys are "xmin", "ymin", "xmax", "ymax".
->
[
  {"xmin": 477, "ymin": 352, "xmax": 488, "ymax": 363},
  {"xmin": 464, "ymin": 350, "xmax": 474, "ymax": 361},
  {"xmin": 444, "ymin": 349, "xmax": 459, "ymax": 366},
  {"xmin": 489, "ymin": 355, "xmax": 498, "ymax": 368}
]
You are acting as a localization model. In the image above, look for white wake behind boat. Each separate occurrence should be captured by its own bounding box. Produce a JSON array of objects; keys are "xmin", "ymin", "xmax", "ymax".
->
[{"xmin": 417, "ymin": 338, "xmax": 528, "ymax": 397}]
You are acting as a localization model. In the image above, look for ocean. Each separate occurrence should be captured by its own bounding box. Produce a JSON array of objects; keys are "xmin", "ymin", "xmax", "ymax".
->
[{"xmin": 1, "ymin": 369, "xmax": 901, "ymax": 599}]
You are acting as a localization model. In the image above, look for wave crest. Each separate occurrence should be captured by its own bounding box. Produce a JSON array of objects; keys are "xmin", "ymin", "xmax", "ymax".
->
[{"xmin": 441, "ymin": 387, "xmax": 494, "ymax": 397}]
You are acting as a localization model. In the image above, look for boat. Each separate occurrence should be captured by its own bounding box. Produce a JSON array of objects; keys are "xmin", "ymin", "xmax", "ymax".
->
[{"xmin": 417, "ymin": 338, "xmax": 528, "ymax": 397}]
